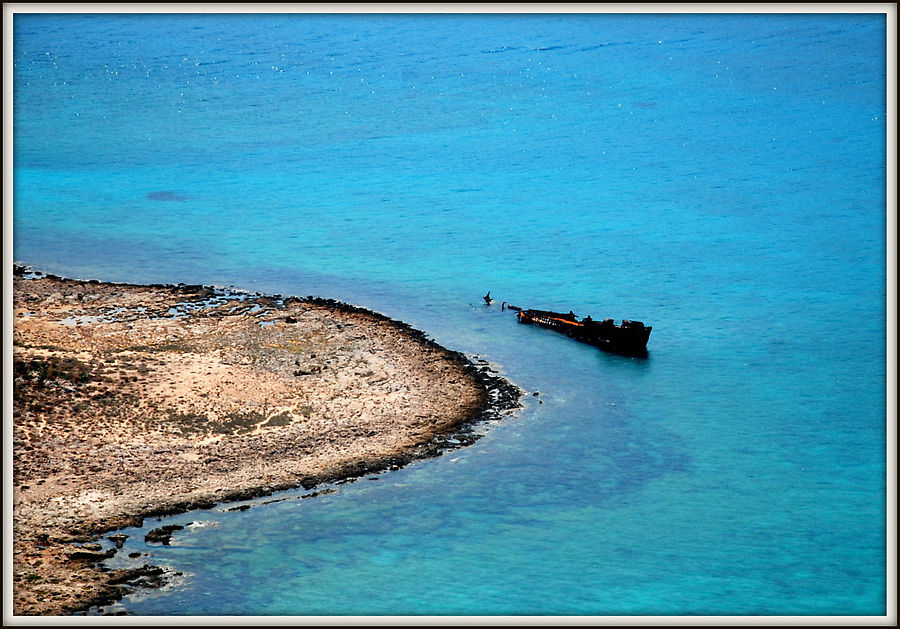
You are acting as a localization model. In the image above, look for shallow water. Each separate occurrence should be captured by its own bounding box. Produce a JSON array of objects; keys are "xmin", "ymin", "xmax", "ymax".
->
[{"xmin": 12, "ymin": 12, "xmax": 888, "ymax": 616}]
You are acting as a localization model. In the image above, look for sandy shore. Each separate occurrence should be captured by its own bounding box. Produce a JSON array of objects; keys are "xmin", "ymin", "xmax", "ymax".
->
[{"xmin": 10, "ymin": 267, "xmax": 522, "ymax": 615}]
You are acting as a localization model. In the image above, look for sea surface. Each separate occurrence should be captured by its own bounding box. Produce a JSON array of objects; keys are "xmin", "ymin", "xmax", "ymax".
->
[{"xmin": 11, "ymin": 11, "xmax": 889, "ymax": 617}]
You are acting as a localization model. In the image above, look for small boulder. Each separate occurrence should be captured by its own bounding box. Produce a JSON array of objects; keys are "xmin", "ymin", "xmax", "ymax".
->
[
  {"xmin": 144, "ymin": 524, "xmax": 184, "ymax": 546},
  {"xmin": 108, "ymin": 534, "xmax": 128, "ymax": 549}
]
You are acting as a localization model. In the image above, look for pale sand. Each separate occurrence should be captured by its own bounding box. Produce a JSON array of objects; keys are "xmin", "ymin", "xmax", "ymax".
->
[{"xmin": 11, "ymin": 270, "xmax": 521, "ymax": 615}]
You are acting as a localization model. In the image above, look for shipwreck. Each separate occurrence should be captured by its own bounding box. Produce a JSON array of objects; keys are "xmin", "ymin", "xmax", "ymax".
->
[{"xmin": 512, "ymin": 307, "xmax": 652, "ymax": 357}]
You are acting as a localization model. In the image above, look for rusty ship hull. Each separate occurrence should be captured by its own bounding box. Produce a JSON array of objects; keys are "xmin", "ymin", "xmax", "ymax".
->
[{"xmin": 516, "ymin": 308, "xmax": 651, "ymax": 357}]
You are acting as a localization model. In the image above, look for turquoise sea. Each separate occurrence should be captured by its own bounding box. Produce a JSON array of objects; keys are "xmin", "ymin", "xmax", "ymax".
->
[{"xmin": 11, "ymin": 11, "xmax": 890, "ymax": 617}]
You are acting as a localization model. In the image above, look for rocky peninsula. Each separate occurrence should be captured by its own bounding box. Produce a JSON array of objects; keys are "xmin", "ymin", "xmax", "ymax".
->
[{"xmin": 10, "ymin": 267, "xmax": 522, "ymax": 615}]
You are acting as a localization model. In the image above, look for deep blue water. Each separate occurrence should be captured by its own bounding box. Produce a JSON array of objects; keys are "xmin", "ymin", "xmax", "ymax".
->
[{"xmin": 12, "ymin": 12, "xmax": 889, "ymax": 616}]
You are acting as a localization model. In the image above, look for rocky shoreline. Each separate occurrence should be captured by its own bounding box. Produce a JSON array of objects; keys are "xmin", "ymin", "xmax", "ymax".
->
[{"xmin": 10, "ymin": 266, "xmax": 523, "ymax": 616}]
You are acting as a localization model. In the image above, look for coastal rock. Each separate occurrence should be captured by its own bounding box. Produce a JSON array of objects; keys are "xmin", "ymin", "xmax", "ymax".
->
[
  {"xmin": 106, "ymin": 564, "xmax": 165, "ymax": 587},
  {"xmin": 66, "ymin": 548, "xmax": 115, "ymax": 563},
  {"xmin": 144, "ymin": 525, "xmax": 184, "ymax": 546},
  {"xmin": 108, "ymin": 534, "xmax": 128, "ymax": 549}
]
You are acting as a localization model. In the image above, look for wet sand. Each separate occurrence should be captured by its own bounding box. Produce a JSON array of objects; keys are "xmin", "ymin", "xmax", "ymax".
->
[{"xmin": 10, "ymin": 268, "xmax": 522, "ymax": 615}]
